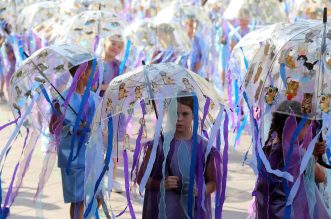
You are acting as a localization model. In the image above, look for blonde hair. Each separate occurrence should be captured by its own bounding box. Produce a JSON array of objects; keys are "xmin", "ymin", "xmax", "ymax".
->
[{"xmin": 103, "ymin": 34, "xmax": 124, "ymax": 49}]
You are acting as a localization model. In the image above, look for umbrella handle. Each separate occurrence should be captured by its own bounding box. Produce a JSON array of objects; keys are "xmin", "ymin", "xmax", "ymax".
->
[{"xmin": 317, "ymin": 133, "xmax": 331, "ymax": 169}]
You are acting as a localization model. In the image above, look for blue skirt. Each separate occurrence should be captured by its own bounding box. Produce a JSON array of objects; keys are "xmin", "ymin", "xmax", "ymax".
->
[{"xmin": 60, "ymin": 168, "xmax": 85, "ymax": 203}]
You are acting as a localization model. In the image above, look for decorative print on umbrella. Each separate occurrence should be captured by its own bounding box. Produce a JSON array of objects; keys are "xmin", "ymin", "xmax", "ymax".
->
[
  {"xmin": 242, "ymin": 11, "xmax": 331, "ymax": 219},
  {"xmin": 83, "ymin": 62, "xmax": 229, "ymax": 218},
  {"xmin": 54, "ymin": 10, "xmax": 125, "ymax": 52},
  {"xmin": 16, "ymin": 1, "xmax": 60, "ymax": 34},
  {"xmin": 0, "ymin": 43, "xmax": 97, "ymax": 218}
]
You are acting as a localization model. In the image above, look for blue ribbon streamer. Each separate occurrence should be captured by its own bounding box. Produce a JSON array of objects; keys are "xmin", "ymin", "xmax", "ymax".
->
[
  {"xmin": 234, "ymin": 116, "xmax": 248, "ymax": 150},
  {"xmin": 84, "ymin": 115, "xmax": 113, "ymax": 218},
  {"xmin": 73, "ymin": 95, "xmax": 95, "ymax": 160},
  {"xmin": 188, "ymin": 94, "xmax": 199, "ymax": 219},
  {"xmin": 66, "ymin": 59, "xmax": 96, "ymax": 174},
  {"xmin": 280, "ymin": 63, "xmax": 287, "ymax": 88},
  {"xmin": 39, "ymin": 84, "xmax": 59, "ymax": 116},
  {"xmin": 240, "ymin": 47, "xmax": 249, "ymax": 71},
  {"xmin": 119, "ymin": 40, "xmax": 131, "ymax": 75}
]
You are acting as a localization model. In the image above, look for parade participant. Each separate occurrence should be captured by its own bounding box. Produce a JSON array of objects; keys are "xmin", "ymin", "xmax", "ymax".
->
[
  {"xmin": 100, "ymin": 35, "xmax": 126, "ymax": 193},
  {"xmin": 137, "ymin": 95, "xmax": 221, "ymax": 218},
  {"xmin": 49, "ymin": 60, "xmax": 96, "ymax": 219},
  {"xmin": 254, "ymin": 100, "xmax": 330, "ymax": 218},
  {"xmin": 185, "ymin": 17, "xmax": 206, "ymax": 77}
]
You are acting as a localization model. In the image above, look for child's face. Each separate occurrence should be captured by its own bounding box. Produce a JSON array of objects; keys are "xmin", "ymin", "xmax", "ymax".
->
[
  {"xmin": 176, "ymin": 103, "xmax": 193, "ymax": 134},
  {"xmin": 80, "ymin": 63, "xmax": 94, "ymax": 86},
  {"xmin": 239, "ymin": 18, "xmax": 249, "ymax": 28},
  {"xmin": 185, "ymin": 19, "xmax": 197, "ymax": 37},
  {"xmin": 105, "ymin": 39, "xmax": 124, "ymax": 59}
]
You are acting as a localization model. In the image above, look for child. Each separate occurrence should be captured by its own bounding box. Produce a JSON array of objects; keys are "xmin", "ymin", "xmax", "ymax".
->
[
  {"xmin": 185, "ymin": 17, "xmax": 206, "ymax": 77},
  {"xmin": 100, "ymin": 35, "xmax": 126, "ymax": 193},
  {"xmin": 254, "ymin": 100, "xmax": 329, "ymax": 218},
  {"xmin": 99, "ymin": 35, "xmax": 124, "ymax": 97},
  {"xmin": 49, "ymin": 60, "xmax": 96, "ymax": 219}
]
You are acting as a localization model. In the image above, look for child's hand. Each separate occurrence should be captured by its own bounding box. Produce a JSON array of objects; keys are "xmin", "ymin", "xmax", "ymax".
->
[
  {"xmin": 165, "ymin": 176, "xmax": 179, "ymax": 190},
  {"xmin": 194, "ymin": 183, "xmax": 198, "ymax": 197},
  {"xmin": 313, "ymin": 141, "xmax": 326, "ymax": 157}
]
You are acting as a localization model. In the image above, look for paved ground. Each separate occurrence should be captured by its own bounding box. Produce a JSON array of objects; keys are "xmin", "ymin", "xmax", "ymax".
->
[{"xmin": 0, "ymin": 101, "xmax": 255, "ymax": 219}]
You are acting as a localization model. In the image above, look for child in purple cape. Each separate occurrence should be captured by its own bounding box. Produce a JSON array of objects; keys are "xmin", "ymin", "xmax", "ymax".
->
[
  {"xmin": 137, "ymin": 96, "xmax": 222, "ymax": 219},
  {"xmin": 253, "ymin": 100, "xmax": 330, "ymax": 219}
]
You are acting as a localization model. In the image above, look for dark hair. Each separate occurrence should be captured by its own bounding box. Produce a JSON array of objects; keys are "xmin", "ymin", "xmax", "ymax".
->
[
  {"xmin": 177, "ymin": 95, "xmax": 194, "ymax": 112},
  {"xmin": 68, "ymin": 60, "xmax": 93, "ymax": 77},
  {"xmin": 265, "ymin": 100, "xmax": 303, "ymax": 145}
]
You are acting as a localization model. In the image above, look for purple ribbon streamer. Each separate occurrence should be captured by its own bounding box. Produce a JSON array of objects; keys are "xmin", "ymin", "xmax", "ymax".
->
[
  {"xmin": 197, "ymin": 97, "xmax": 211, "ymax": 217},
  {"xmin": 53, "ymin": 63, "xmax": 87, "ymax": 148},
  {"xmin": 93, "ymin": 35, "xmax": 99, "ymax": 52},
  {"xmin": 2, "ymin": 128, "xmax": 29, "ymax": 216},
  {"xmin": 131, "ymin": 100, "xmax": 146, "ymax": 181},
  {"xmin": 219, "ymin": 113, "xmax": 229, "ymax": 219},
  {"xmin": 123, "ymin": 150, "xmax": 136, "ymax": 218},
  {"xmin": 0, "ymin": 112, "xmax": 21, "ymax": 132},
  {"xmin": 10, "ymin": 130, "xmax": 39, "ymax": 206}
]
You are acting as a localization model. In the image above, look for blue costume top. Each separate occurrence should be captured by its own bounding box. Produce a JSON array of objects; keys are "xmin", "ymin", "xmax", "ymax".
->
[
  {"xmin": 189, "ymin": 33, "xmax": 206, "ymax": 75},
  {"xmin": 57, "ymin": 89, "xmax": 96, "ymax": 168}
]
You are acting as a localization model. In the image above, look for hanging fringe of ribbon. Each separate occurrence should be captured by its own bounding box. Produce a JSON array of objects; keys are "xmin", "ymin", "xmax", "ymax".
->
[
  {"xmin": 188, "ymin": 95, "xmax": 199, "ymax": 218},
  {"xmin": 1, "ymin": 127, "xmax": 29, "ymax": 218}
]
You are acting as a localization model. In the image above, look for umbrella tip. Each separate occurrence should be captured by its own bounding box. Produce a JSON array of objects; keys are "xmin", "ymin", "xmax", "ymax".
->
[
  {"xmin": 142, "ymin": 60, "xmax": 146, "ymax": 65},
  {"xmin": 323, "ymin": 8, "xmax": 327, "ymax": 23}
]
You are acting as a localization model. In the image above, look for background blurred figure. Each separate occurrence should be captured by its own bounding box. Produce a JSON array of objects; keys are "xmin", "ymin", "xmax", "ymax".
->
[
  {"xmin": 100, "ymin": 35, "xmax": 125, "ymax": 97},
  {"xmin": 185, "ymin": 17, "xmax": 207, "ymax": 78},
  {"xmin": 100, "ymin": 35, "xmax": 126, "ymax": 193}
]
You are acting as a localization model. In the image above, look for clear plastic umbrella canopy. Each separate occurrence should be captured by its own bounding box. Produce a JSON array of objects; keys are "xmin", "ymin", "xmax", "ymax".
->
[
  {"xmin": 54, "ymin": 10, "xmax": 126, "ymax": 52},
  {"xmin": 125, "ymin": 18, "xmax": 191, "ymax": 53},
  {"xmin": 230, "ymin": 24, "xmax": 278, "ymax": 83},
  {"xmin": 155, "ymin": 2, "xmax": 212, "ymax": 34},
  {"xmin": 9, "ymin": 43, "xmax": 95, "ymax": 116},
  {"xmin": 32, "ymin": 16, "xmax": 64, "ymax": 44},
  {"xmin": 244, "ymin": 19, "xmax": 331, "ymax": 120},
  {"xmin": 59, "ymin": 0, "xmax": 123, "ymax": 17},
  {"xmin": 241, "ymin": 18, "xmax": 331, "ymax": 219},
  {"xmin": 223, "ymin": 0, "xmax": 287, "ymax": 25},
  {"xmin": 1, "ymin": 44, "xmax": 96, "ymax": 217},
  {"xmin": 16, "ymin": 1, "xmax": 60, "ymax": 34},
  {"xmin": 0, "ymin": 0, "xmax": 42, "ymax": 32},
  {"xmin": 84, "ymin": 62, "xmax": 229, "ymax": 218},
  {"xmin": 288, "ymin": 0, "xmax": 331, "ymax": 20}
]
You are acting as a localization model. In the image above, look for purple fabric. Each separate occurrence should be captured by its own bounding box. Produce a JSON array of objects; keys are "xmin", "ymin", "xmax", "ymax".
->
[
  {"xmin": 282, "ymin": 116, "xmax": 311, "ymax": 219},
  {"xmin": 99, "ymin": 59, "xmax": 120, "ymax": 97},
  {"xmin": 123, "ymin": 150, "xmax": 136, "ymax": 218},
  {"xmin": 93, "ymin": 35, "xmax": 99, "ymax": 52},
  {"xmin": 131, "ymin": 100, "xmax": 146, "ymax": 181},
  {"xmin": 218, "ymin": 113, "xmax": 229, "ymax": 219},
  {"xmin": 140, "ymin": 137, "xmax": 221, "ymax": 219},
  {"xmin": 11, "ymin": 130, "xmax": 39, "ymax": 205},
  {"xmin": 197, "ymin": 97, "xmax": 210, "ymax": 217},
  {"xmin": 0, "ymin": 112, "xmax": 20, "ymax": 131},
  {"xmin": 2, "ymin": 128, "xmax": 29, "ymax": 214},
  {"xmin": 254, "ymin": 115, "xmax": 320, "ymax": 219}
]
